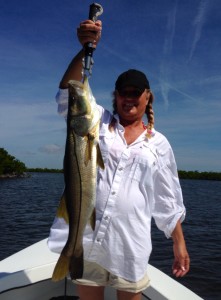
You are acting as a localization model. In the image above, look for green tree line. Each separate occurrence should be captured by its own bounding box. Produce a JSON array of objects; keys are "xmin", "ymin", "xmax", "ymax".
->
[
  {"xmin": 0, "ymin": 148, "xmax": 27, "ymax": 176},
  {"xmin": 28, "ymin": 168, "xmax": 221, "ymax": 181},
  {"xmin": 1, "ymin": 148, "xmax": 221, "ymax": 180},
  {"xmin": 27, "ymin": 167, "xmax": 62, "ymax": 173},
  {"xmin": 178, "ymin": 170, "xmax": 221, "ymax": 181}
]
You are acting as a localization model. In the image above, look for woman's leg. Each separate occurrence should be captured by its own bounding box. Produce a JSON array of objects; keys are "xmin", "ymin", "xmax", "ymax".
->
[
  {"xmin": 77, "ymin": 284, "xmax": 105, "ymax": 300},
  {"xmin": 117, "ymin": 290, "xmax": 142, "ymax": 300}
]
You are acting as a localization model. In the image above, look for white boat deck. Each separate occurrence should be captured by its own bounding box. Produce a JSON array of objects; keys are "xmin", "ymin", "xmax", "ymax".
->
[{"xmin": 0, "ymin": 239, "xmax": 203, "ymax": 300}]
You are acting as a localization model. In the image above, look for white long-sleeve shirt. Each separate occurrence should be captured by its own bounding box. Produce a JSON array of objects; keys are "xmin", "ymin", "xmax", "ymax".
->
[{"xmin": 48, "ymin": 88, "xmax": 186, "ymax": 282}]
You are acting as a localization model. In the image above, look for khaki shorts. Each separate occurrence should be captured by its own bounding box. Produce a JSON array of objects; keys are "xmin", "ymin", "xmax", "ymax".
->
[{"xmin": 73, "ymin": 260, "xmax": 150, "ymax": 293}]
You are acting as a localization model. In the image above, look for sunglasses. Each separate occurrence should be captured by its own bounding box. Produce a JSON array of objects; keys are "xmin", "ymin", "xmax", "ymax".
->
[{"xmin": 117, "ymin": 89, "xmax": 143, "ymax": 98}]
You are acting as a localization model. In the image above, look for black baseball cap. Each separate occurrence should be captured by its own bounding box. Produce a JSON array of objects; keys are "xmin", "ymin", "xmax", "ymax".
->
[{"xmin": 115, "ymin": 69, "xmax": 150, "ymax": 92}]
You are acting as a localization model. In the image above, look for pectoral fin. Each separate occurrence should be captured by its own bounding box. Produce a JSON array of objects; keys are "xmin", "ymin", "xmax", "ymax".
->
[
  {"xmin": 84, "ymin": 135, "xmax": 94, "ymax": 165},
  {"xmin": 96, "ymin": 144, "xmax": 105, "ymax": 169},
  {"xmin": 90, "ymin": 208, "xmax": 96, "ymax": 231}
]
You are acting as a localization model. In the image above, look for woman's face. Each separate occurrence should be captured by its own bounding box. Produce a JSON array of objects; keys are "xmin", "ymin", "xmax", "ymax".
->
[{"xmin": 115, "ymin": 87, "xmax": 150, "ymax": 122}]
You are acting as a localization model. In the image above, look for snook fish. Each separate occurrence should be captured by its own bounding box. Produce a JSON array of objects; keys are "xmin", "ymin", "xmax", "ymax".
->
[{"xmin": 52, "ymin": 76, "xmax": 104, "ymax": 281}]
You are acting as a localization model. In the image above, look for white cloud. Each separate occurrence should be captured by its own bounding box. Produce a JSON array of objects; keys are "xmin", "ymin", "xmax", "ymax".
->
[
  {"xmin": 188, "ymin": 0, "xmax": 210, "ymax": 62},
  {"xmin": 0, "ymin": 101, "xmax": 63, "ymax": 139},
  {"xmin": 159, "ymin": 1, "xmax": 178, "ymax": 108},
  {"xmin": 163, "ymin": 0, "xmax": 177, "ymax": 55},
  {"xmin": 39, "ymin": 144, "xmax": 64, "ymax": 154}
]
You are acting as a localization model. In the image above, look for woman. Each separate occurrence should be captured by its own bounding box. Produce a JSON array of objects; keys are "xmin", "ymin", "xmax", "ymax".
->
[{"xmin": 49, "ymin": 20, "xmax": 190, "ymax": 300}]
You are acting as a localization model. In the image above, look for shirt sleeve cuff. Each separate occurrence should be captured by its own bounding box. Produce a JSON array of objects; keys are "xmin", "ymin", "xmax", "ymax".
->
[
  {"xmin": 164, "ymin": 209, "xmax": 186, "ymax": 239},
  {"xmin": 55, "ymin": 88, "xmax": 69, "ymax": 117}
]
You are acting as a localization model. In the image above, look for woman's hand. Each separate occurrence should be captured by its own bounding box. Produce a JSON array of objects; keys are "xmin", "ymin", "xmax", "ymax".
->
[
  {"xmin": 171, "ymin": 220, "xmax": 190, "ymax": 277},
  {"xmin": 172, "ymin": 241, "xmax": 190, "ymax": 277},
  {"xmin": 77, "ymin": 20, "xmax": 102, "ymax": 48}
]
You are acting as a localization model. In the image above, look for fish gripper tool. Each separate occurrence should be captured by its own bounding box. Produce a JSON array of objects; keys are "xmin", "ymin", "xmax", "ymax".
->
[{"xmin": 83, "ymin": 3, "xmax": 103, "ymax": 77}]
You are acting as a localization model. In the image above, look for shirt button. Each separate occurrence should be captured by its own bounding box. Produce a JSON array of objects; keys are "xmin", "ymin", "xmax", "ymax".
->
[
  {"xmin": 118, "ymin": 167, "xmax": 123, "ymax": 171},
  {"xmin": 97, "ymin": 238, "xmax": 101, "ymax": 242},
  {"xmin": 111, "ymin": 191, "xmax": 116, "ymax": 195},
  {"xmin": 104, "ymin": 216, "xmax": 109, "ymax": 220}
]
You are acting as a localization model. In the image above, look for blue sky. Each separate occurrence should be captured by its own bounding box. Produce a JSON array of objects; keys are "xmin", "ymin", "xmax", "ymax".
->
[{"xmin": 0, "ymin": 0, "xmax": 220, "ymax": 171}]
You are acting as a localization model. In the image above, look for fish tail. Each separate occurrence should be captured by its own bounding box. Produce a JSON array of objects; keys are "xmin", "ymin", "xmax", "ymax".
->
[
  {"xmin": 52, "ymin": 254, "xmax": 70, "ymax": 282},
  {"xmin": 69, "ymin": 250, "xmax": 84, "ymax": 280}
]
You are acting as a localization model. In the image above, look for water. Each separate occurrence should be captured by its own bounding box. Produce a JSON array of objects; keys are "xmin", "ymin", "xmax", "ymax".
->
[
  {"xmin": 149, "ymin": 179, "xmax": 221, "ymax": 300},
  {"xmin": 0, "ymin": 173, "xmax": 220, "ymax": 300}
]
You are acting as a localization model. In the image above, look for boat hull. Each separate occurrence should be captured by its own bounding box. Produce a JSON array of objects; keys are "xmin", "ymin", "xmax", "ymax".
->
[{"xmin": 0, "ymin": 239, "xmax": 203, "ymax": 300}]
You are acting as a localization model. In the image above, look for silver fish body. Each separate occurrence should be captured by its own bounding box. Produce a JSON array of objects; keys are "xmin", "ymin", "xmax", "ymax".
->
[{"xmin": 52, "ymin": 76, "xmax": 104, "ymax": 281}]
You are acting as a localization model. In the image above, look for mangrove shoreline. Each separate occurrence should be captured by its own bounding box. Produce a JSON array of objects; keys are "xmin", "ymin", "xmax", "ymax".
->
[{"xmin": 26, "ymin": 168, "xmax": 221, "ymax": 181}]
